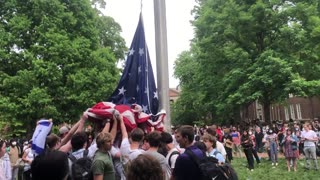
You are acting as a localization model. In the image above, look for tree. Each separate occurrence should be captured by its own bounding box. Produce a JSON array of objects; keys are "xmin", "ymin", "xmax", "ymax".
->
[
  {"xmin": 0, "ymin": 0, "xmax": 126, "ymax": 136},
  {"xmin": 174, "ymin": 0, "xmax": 320, "ymax": 125},
  {"xmin": 173, "ymin": 49, "xmax": 216, "ymax": 126}
]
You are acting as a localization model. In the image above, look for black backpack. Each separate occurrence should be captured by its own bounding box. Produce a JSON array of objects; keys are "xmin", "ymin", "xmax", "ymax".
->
[
  {"xmin": 185, "ymin": 149, "xmax": 238, "ymax": 180},
  {"xmin": 168, "ymin": 150, "xmax": 180, "ymax": 168},
  {"xmin": 316, "ymin": 143, "xmax": 320, "ymax": 157},
  {"xmin": 69, "ymin": 150, "xmax": 93, "ymax": 180}
]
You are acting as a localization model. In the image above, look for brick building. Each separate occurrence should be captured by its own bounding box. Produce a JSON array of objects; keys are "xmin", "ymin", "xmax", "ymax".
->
[
  {"xmin": 169, "ymin": 88, "xmax": 180, "ymax": 103},
  {"xmin": 244, "ymin": 96, "xmax": 320, "ymax": 123}
]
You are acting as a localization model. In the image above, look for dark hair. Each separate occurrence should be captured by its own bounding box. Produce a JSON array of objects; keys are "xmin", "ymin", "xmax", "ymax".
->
[
  {"xmin": 130, "ymin": 128, "xmax": 144, "ymax": 142},
  {"xmin": 206, "ymin": 128, "xmax": 217, "ymax": 137},
  {"xmin": 31, "ymin": 150, "xmax": 69, "ymax": 180},
  {"xmin": 194, "ymin": 141, "xmax": 206, "ymax": 153},
  {"xmin": 267, "ymin": 129, "xmax": 273, "ymax": 135},
  {"xmin": 176, "ymin": 125, "xmax": 194, "ymax": 143},
  {"xmin": 286, "ymin": 128, "xmax": 294, "ymax": 133},
  {"xmin": 242, "ymin": 129, "xmax": 248, "ymax": 134},
  {"xmin": 0, "ymin": 140, "xmax": 5, "ymax": 148},
  {"xmin": 195, "ymin": 135, "xmax": 201, "ymax": 142},
  {"xmin": 126, "ymin": 154, "xmax": 164, "ymax": 180},
  {"xmin": 46, "ymin": 134, "xmax": 60, "ymax": 149},
  {"xmin": 160, "ymin": 132, "xmax": 173, "ymax": 144},
  {"xmin": 145, "ymin": 131, "xmax": 162, "ymax": 148},
  {"xmin": 158, "ymin": 132, "xmax": 173, "ymax": 157},
  {"xmin": 71, "ymin": 132, "xmax": 88, "ymax": 152},
  {"xmin": 0, "ymin": 140, "xmax": 5, "ymax": 157}
]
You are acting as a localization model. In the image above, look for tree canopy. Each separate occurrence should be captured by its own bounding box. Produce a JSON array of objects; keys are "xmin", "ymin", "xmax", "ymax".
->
[
  {"xmin": 0, "ymin": 0, "xmax": 127, "ymax": 137},
  {"xmin": 173, "ymin": 0, "xmax": 320, "ymax": 126}
]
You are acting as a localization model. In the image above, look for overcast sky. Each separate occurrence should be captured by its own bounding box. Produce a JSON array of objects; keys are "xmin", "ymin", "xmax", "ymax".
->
[{"xmin": 104, "ymin": 0, "xmax": 196, "ymax": 88}]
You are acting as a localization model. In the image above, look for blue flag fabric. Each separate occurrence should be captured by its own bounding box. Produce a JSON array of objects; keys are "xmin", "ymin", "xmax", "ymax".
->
[
  {"xmin": 32, "ymin": 119, "xmax": 53, "ymax": 156},
  {"xmin": 108, "ymin": 14, "xmax": 159, "ymax": 114}
]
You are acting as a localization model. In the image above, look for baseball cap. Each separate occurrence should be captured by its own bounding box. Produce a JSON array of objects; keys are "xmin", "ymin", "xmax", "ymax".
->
[{"xmin": 59, "ymin": 126, "xmax": 69, "ymax": 135}]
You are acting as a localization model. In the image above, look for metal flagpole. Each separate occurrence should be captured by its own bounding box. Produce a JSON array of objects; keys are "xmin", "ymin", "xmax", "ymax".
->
[{"xmin": 153, "ymin": 0, "xmax": 171, "ymax": 132}]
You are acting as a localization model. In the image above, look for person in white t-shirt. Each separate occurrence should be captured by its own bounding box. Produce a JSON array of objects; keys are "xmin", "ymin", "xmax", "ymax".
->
[
  {"xmin": 161, "ymin": 132, "xmax": 179, "ymax": 171},
  {"xmin": 0, "ymin": 140, "xmax": 11, "ymax": 180},
  {"xmin": 119, "ymin": 114, "xmax": 145, "ymax": 164},
  {"xmin": 301, "ymin": 122, "xmax": 319, "ymax": 170}
]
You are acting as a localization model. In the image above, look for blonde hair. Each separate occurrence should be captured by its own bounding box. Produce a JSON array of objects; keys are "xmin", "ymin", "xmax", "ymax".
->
[
  {"xmin": 223, "ymin": 128, "xmax": 230, "ymax": 134},
  {"xmin": 96, "ymin": 132, "xmax": 113, "ymax": 149},
  {"xmin": 202, "ymin": 134, "xmax": 217, "ymax": 148}
]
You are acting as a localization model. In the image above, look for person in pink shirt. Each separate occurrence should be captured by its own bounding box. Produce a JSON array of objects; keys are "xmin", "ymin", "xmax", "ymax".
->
[{"xmin": 231, "ymin": 127, "xmax": 242, "ymax": 158}]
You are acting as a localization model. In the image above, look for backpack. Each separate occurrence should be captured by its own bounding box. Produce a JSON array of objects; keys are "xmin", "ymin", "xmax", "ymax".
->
[
  {"xmin": 211, "ymin": 150, "xmax": 221, "ymax": 158},
  {"xmin": 69, "ymin": 150, "xmax": 93, "ymax": 180},
  {"xmin": 168, "ymin": 150, "xmax": 180, "ymax": 168},
  {"xmin": 316, "ymin": 143, "xmax": 320, "ymax": 157},
  {"xmin": 185, "ymin": 149, "xmax": 238, "ymax": 180}
]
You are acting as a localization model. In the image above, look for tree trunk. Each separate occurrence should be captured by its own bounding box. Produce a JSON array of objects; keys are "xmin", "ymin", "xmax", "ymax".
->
[{"xmin": 263, "ymin": 101, "xmax": 271, "ymax": 126}]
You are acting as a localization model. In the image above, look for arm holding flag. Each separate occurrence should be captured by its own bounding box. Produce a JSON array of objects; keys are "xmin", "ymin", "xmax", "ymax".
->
[
  {"xmin": 60, "ymin": 113, "xmax": 87, "ymax": 146},
  {"xmin": 119, "ymin": 113, "xmax": 128, "ymax": 140},
  {"xmin": 110, "ymin": 114, "xmax": 118, "ymax": 140},
  {"xmin": 59, "ymin": 112, "xmax": 89, "ymax": 153}
]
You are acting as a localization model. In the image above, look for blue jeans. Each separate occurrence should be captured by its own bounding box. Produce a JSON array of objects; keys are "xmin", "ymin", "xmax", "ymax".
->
[{"xmin": 269, "ymin": 141, "xmax": 278, "ymax": 163}]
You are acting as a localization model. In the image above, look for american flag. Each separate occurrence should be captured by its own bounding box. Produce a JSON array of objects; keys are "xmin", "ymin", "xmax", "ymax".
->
[
  {"xmin": 108, "ymin": 13, "xmax": 159, "ymax": 115},
  {"xmin": 87, "ymin": 102, "xmax": 166, "ymax": 132}
]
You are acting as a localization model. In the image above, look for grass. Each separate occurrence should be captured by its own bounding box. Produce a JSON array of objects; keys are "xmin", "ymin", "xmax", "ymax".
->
[{"xmin": 231, "ymin": 157, "xmax": 319, "ymax": 180}]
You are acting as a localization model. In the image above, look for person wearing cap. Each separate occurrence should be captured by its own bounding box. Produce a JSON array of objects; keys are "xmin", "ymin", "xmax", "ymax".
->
[
  {"xmin": 58, "ymin": 112, "xmax": 89, "ymax": 153},
  {"xmin": 59, "ymin": 126, "xmax": 70, "ymax": 139}
]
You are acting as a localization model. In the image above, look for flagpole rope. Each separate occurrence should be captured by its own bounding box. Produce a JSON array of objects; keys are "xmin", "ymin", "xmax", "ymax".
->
[{"xmin": 145, "ymin": 41, "xmax": 151, "ymax": 113}]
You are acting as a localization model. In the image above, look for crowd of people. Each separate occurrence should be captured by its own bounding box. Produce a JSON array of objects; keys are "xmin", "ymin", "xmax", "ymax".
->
[{"xmin": 0, "ymin": 113, "xmax": 319, "ymax": 180}]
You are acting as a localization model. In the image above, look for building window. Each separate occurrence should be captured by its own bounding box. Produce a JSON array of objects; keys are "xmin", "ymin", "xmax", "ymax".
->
[
  {"xmin": 296, "ymin": 104, "xmax": 302, "ymax": 119},
  {"xmin": 290, "ymin": 104, "xmax": 295, "ymax": 120},
  {"xmin": 284, "ymin": 107, "xmax": 289, "ymax": 121}
]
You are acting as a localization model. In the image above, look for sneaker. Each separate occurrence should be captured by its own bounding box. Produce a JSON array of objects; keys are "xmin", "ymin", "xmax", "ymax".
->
[
  {"xmin": 251, "ymin": 169, "xmax": 254, "ymax": 172},
  {"xmin": 276, "ymin": 163, "xmax": 278, "ymax": 166},
  {"xmin": 272, "ymin": 163, "xmax": 274, "ymax": 166}
]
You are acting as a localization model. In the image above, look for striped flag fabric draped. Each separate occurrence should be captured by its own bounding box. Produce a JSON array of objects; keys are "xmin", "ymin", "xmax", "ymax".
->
[{"xmin": 87, "ymin": 102, "xmax": 166, "ymax": 132}]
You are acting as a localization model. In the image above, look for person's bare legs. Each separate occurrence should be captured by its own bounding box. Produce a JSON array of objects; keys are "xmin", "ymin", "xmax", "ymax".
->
[
  {"xmin": 286, "ymin": 159, "xmax": 291, "ymax": 171},
  {"xmin": 293, "ymin": 158, "xmax": 297, "ymax": 171}
]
